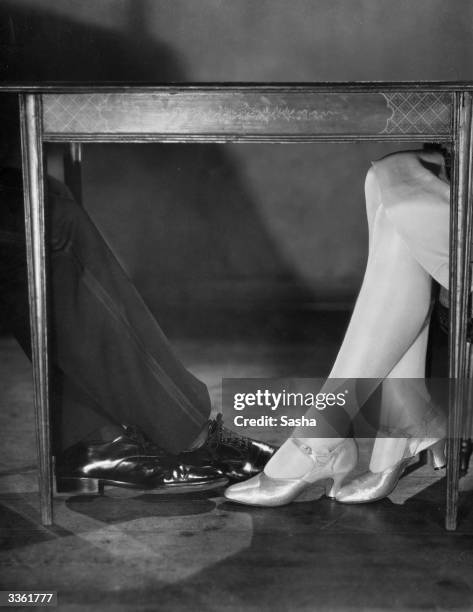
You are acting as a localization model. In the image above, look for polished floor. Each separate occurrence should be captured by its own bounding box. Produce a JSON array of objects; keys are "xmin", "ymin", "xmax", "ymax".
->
[{"xmin": 1, "ymin": 313, "xmax": 473, "ymax": 611}]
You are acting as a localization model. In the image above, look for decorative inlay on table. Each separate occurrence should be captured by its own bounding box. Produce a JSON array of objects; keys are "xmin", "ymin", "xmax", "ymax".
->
[
  {"xmin": 381, "ymin": 92, "xmax": 451, "ymax": 134},
  {"xmin": 42, "ymin": 90, "xmax": 453, "ymax": 142}
]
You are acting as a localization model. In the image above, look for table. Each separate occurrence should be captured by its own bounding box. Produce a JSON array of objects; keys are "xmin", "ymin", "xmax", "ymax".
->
[{"xmin": 2, "ymin": 82, "xmax": 473, "ymax": 529}]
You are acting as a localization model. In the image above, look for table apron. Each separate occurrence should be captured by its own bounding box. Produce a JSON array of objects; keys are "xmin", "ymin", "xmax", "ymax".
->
[{"xmin": 41, "ymin": 90, "xmax": 454, "ymax": 142}]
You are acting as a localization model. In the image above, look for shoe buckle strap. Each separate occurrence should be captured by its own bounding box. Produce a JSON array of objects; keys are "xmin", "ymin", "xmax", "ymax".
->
[{"xmin": 292, "ymin": 439, "xmax": 331, "ymax": 466}]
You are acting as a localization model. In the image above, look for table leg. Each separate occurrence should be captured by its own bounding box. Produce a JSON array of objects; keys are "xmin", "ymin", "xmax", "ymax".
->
[
  {"xmin": 64, "ymin": 142, "xmax": 83, "ymax": 206},
  {"xmin": 447, "ymin": 91, "xmax": 473, "ymax": 531},
  {"xmin": 19, "ymin": 93, "xmax": 52, "ymax": 526}
]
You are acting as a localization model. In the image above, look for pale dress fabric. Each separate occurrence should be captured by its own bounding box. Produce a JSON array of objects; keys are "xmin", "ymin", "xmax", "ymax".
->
[{"xmin": 371, "ymin": 149, "xmax": 450, "ymax": 290}]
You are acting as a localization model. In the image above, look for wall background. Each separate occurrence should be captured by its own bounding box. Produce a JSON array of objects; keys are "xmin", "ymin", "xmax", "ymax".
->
[{"xmin": 1, "ymin": 1, "xmax": 472, "ymax": 318}]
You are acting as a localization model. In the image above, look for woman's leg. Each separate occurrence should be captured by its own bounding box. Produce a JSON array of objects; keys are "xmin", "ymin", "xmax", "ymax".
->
[
  {"xmin": 361, "ymin": 168, "xmax": 441, "ymax": 471},
  {"xmin": 328, "ymin": 198, "xmax": 432, "ymax": 380},
  {"xmin": 265, "ymin": 167, "xmax": 433, "ymax": 478},
  {"xmin": 369, "ymin": 321, "xmax": 431, "ymax": 472}
]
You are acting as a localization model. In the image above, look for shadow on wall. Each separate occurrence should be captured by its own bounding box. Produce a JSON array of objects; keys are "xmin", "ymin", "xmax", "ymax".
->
[{"xmin": 0, "ymin": 1, "xmax": 410, "ymax": 333}]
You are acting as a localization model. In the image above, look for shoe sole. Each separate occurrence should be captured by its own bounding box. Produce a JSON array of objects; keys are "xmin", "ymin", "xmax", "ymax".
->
[{"xmin": 55, "ymin": 476, "xmax": 228, "ymax": 495}]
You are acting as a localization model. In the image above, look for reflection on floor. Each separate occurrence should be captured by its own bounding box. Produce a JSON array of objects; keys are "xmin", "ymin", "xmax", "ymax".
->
[{"xmin": 1, "ymin": 314, "xmax": 473, "ymax": 611}]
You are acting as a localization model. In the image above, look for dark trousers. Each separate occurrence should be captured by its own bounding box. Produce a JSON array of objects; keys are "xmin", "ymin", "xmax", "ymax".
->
[{"xmin": 0, "ymin": 168, "xmax": 210, "ymax": 453}]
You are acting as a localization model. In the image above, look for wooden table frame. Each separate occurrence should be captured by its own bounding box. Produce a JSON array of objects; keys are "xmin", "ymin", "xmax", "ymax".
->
[{"xmin": 2, "ymin": 82, "xmax": 472, "ymax": 530}]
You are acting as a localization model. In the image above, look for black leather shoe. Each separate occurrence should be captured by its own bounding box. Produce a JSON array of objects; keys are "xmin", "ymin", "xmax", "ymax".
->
[
  {"xmin": 182, "ymin": 414, "xmax": 277, "ymax": 482},
  {"xmin": 55, "ymin": 425, "xmax": 228, "ymax": 494}
]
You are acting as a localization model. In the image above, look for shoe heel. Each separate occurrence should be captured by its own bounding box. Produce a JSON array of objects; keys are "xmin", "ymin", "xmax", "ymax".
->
[
  {"xmin": 427, "ymin": 440, "xmax": 446, "ymax": 470},
  {"xmin": 325, "ymin": 472, "xmax": 350, "ymax": 499},
  {"xmin": 325, "ymin": 440, "xmax": 358, "ymax": 499},
  {"xmin": 55, "ymin": 477, "xmax": 104, "ymax": 495}
]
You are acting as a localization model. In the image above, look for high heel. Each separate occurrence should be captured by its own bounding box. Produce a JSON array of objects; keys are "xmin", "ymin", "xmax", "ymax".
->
[
  {"xmin": 224, "ymin": 438, "xmax": 358, "ymax": 507},
  {"xmin": 426, "ymin": 439, "xmax": 446, "ymax": 470},
  {"xmin": 335, "ymin": 438, "xmax": 446, "ymax": 504}
]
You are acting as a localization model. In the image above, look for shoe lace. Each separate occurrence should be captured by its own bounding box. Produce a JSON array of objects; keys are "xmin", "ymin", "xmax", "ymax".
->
[{"xmin": 206, "ymin": 413, "xmax": 250, "ymax": 454}]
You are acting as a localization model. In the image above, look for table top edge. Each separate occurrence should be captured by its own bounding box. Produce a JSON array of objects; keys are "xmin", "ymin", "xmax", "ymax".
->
[{"xmin": 2, "ymin": 80, "xmax": 473, "ymax": 93}]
